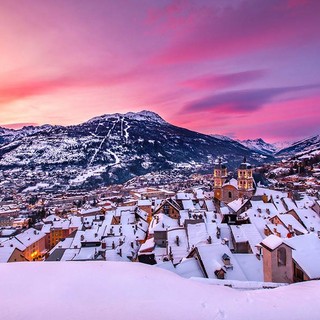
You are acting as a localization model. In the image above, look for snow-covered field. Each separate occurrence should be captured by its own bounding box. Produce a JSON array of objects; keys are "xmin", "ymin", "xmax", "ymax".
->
[{"xmin": 0, "ymin": 261, "xmax": 319, "ymax": 320}]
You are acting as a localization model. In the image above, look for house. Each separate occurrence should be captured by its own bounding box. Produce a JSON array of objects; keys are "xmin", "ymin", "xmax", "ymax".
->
[
  {"xmin": 12, "ymin": 217, "xmax": 30, "ymax": 229},
  {"xmin": 0, "ymin": 247, "xmax": 27, "ymax": 262},
  {"xmin": 137, "ymin": 199, "xmax": 152, "ymax": 221},
  {"xmin": 187, "ymin": 243, "xmax": 248, "ymax": 281},
  {"xmin": 260, "ymin": 235, "xmax": 294, "ymax": 283},
  {"xmin": 1, "ymin": 228, "xmax": 47, "ymax": 261},
  {"xmin": 268, "ymin": 214, "xmax": 307, "ymax": 236},
  {"xmin": 287, "ymin": 208, "xmax": 320, "ymax": 233},
  {"xmin": 230, "ymin": 224, "xmax": 262, "ymax": 254},
  {"xmin": 153, "ymin": 199, "xmax": 181, "ymax": 220},
  {"xmin": 227, "ymin": 198, "xmax": 251, "ymax": 216},
  {"xmin": 15, "ymin": 228, "xmax": 47, "ymax": 261},
  {"xmin": 286, "ymin": 233, "xmax": 320, "ymax": 282},
  {"xmin": 261, "ymin": 234, "xmax": 320, "ymax": 283}
]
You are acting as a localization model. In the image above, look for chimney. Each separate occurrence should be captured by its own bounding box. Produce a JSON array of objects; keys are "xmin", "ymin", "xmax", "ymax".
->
[{"xmin": 222, "ymin": 238, "xmax": 229, "ymax": 247}]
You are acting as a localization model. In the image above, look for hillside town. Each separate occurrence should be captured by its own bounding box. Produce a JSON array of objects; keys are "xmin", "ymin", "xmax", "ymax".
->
[{"xmin": 1, "ymin": 156, "xmax": 319, "ymax": 287}]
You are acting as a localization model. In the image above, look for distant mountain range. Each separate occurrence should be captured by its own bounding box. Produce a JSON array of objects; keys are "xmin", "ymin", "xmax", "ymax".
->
[
  {"xmin": 275, "ymin": 135, "xmax": 320, "ymax": 159},
  {"xmin": 238, "ymin": 136, "xmax": 320, "ymax": 159},
  {"xmin": 0, "ymin": 110, "xmax": 318, "ymax": 187}
]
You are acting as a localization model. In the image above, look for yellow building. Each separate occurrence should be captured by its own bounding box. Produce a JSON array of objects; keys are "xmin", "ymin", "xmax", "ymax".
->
[
  {"xmin": 213, "ymin": 157, "xmax": 254, "ymax": 203},
  {"xmin": 213, "ymin": 158, "xmax": 228, "ymax": 201},
  {"xmin": 237, "ymin": 157, "xmax": 254, "ymax": 199}
]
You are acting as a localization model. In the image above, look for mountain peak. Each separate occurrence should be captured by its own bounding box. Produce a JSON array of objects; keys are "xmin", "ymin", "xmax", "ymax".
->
[
  {"xmin": 124, "ymin": 110, "xmax": 166, "ymax": 124},
  {"xmin": 238, "ymin": 138, "xmax": 277, "ymax": 156},
  {"xmin": 87, "ymin": 110, "xmax": 166, "ymax": 125}
]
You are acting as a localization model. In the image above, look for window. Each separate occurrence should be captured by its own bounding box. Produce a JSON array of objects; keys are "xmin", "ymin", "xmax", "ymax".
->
[
  {"xmin": 228, "ymin": 191, "xmax": 232, "ymax": 199},
  {"xmin": 277, "ymin": 247, "xmax": 286, "ymax": 266},
  {"xmin": 163, "ymin": 205, "xmax": 169, "ymax": 215}
]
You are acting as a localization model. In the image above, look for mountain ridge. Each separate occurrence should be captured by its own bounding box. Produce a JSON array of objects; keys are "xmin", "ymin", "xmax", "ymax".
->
[{"xmin": 0, "ymin": 110, "xmax": 276, "ymax": 189}]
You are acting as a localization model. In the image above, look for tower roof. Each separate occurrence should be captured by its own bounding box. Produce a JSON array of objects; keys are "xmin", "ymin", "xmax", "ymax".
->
[
  {"xmin": 214, "ymin": 158, "xmax": 226, "ymax": 170},
  {"xmin": 239, "ymin": 156, "xmax": 252, "ymax": 169}
]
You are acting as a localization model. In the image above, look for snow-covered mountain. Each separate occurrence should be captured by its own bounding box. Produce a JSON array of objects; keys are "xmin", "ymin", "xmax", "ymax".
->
[
  {"xmin": 276, "ymin": 134, "xmax": 320, "ymax": 158},
  {"xmin": 0, "ymin": 110, "xmax": 275, "ymax": 187},
  {"xmin": 238, "ymin": 138, "xmax": 279, "ymax": 156}
]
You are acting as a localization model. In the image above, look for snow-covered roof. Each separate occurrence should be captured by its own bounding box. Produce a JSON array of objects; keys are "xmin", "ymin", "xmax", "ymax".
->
[
  {"xmin": 195, "ymin": 243, "xmax": 247, "ymax": 281},
  {"xmin": 204, "ymin": 199, "xmax": 214, "ymax": 211},
  {"xmin": 78, "ymin": 207, "xmax": 102, "ymax": 215},
  {"xmin": 43, "ymin": 214, "xmax": 61, "ymax": 223},
  {"xmin": 139, "ymin": 238, "xmax": 155, "ymax": 252},
  {"xmin": 223, "ymin": 178, "xmax": 238, "ymax": 189},
  {"xmin": 181, "ymin": 199, "xmax": 195, "ymax": 210},
  {"xmin": 149, "ymin": 213, "xmax": 179, "ymax": 234},
  {"xmin": 137, "ymin": 199, "xmax": 152, "ymax": 206},
  {"xmin": 261, "ymin": 235, "xmax": 285, "ymax": 250},
  {"xmin": 15, "ymin": 228, "xmax": 46, "ymax": 247},
  {"xmin": 167, "ymin": 228, "xmax": 189, "ymax": 264},
  {"xmin": 291, "ymin": 208, "xmax": 320, "ymax": 233},
  {"xmin": 227, "ymin": 198, "xmax": 249, "ymax": 213},
  {"xmin": 265, "ymin": 223, "xmax": 289, "ymax": 238},
  {"xmin": 275, "ymin": 214, "xmax": 307, "ymax": 235},
  {"xmin": 287, "ymin": 233, "xmax": 320, "ymax": 279},
  {"xmin": 187, "ymin": 223, "xmax": 208, "ymax": 248},
  {"xmin": 0, "ymin": 247, "xmax": 16, "ymax": 262},
  {"xmin": 232, "ymin": 254, "xmax": 263, "ymax": 282},
  {"xmin": 255, "ymin": 187, "xmax": 288, "ymax": 200}
]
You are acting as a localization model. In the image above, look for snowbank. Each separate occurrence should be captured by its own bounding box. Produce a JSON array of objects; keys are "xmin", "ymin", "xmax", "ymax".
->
[{"xmin": 0, "ymin": 261, "xmax": 319, "ymax": 320}]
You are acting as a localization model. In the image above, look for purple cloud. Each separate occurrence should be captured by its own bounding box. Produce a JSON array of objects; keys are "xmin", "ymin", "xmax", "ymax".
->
[
  {"xmin": 181, "ymin": 70, "xmax": 266, "ymax": 90},
  {"xmin": 183, "ymin": 84, "xmax": 320, "ymax": 113}
]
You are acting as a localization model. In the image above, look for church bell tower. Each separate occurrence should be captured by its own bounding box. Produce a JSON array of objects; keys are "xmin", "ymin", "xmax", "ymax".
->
[
  {"xmin": 237, "ymin": 156, "xmax": 254, "ymax": 198},
  {"xmin": 213, "ymin": 158, "xmax": 227, "ymax": 200}
]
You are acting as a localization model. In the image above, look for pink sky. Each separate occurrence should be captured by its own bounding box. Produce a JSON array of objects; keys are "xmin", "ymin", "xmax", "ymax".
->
[{"xmin": 0, "ymin": 0, "xmax": 319, "ymax": 142}]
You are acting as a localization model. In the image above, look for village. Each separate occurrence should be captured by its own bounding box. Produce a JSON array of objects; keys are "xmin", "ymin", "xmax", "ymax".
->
[{"xmin": 0, "ymin": 156, "xmax": 319, "ymax": 288}]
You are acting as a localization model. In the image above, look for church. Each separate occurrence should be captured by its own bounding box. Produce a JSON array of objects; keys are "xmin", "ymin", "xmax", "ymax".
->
[{"xmin": 213, "ymin": 157, "xmax": 254, "ymax": 203}]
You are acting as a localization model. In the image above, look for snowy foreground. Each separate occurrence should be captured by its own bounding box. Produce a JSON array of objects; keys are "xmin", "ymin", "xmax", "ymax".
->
[{"xmin": 1, "ymin": 262, "xmax": 319, "ymax": 320}]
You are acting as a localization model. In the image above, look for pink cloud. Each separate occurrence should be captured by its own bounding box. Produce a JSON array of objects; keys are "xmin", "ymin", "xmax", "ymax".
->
[
  {"xmin": 0, "ymin": 68, "xmax": 146, "ymax": 104},
  {"xmin": 173, "ymin": 94, "xmax": 320, "ymax": 142},
  {"xmin": 151, "ymin": 0, "xmax": 320, "ymax": 64},
  {"xmin": 0, "ymin": 123, "xmax": 38, "ymax": 129}
]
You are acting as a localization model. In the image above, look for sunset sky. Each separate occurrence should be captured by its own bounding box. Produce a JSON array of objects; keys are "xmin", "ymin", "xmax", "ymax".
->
[{"xmin": 0, "ymin": 0, "xmax": 319, "ymax": 142}]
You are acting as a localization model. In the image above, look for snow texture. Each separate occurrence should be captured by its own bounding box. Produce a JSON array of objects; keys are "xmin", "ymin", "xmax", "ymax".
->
[{"xmin": 0, "ymin": 261, "xmax": 319, "ymax": 320}]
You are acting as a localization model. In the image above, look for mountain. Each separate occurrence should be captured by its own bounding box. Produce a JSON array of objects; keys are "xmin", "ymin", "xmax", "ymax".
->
[
  {"xmin": 276, "ymin": 134, "xmax": 320, "ymax": 158},
  {"xmin": 238, "ymin": 138, "xmax": 279, "ymax": 156},
  {"xmin": 0, "ymin": 110, "xmax": 275, "ymax": 189}
]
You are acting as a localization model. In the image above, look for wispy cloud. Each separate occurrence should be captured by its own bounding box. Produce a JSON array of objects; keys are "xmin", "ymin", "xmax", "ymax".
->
[
  {"xmin": 180, "ymin": 70, "xmax": 266, "ymax": 90},
  {"xmin": 182, "ymin": 84, "xmax": 320, "ymax": 114}
]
